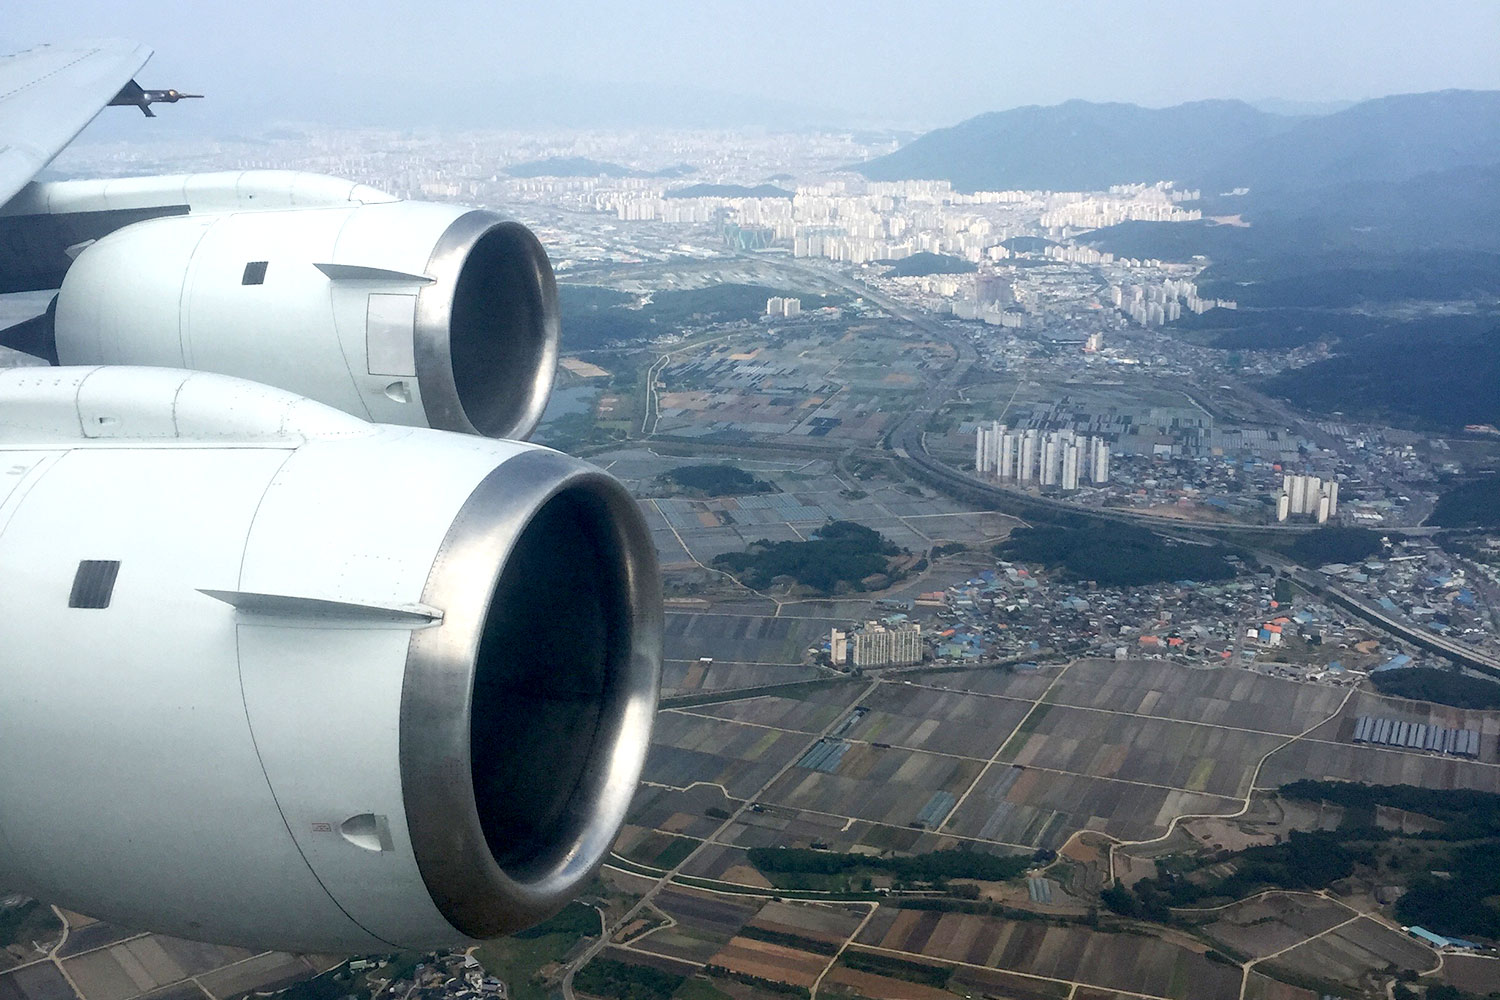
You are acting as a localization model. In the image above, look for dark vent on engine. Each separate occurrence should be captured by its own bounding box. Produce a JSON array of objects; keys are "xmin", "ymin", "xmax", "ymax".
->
[
  {"xmin": 69, "ymin": 560, "xmax": 121, "ymax": 609},
  {"xmin": 242, "ymin": 261, "xmax": 269, "ymax": 285}
]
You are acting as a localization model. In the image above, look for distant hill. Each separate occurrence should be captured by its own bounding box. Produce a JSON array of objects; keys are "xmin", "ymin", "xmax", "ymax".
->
[
  {"xmin": 881, "ymin": 252, "xmax": 975, "ymax": 277},
  {"xmin": 855, "ymin": 91, "xmax": 1500, "ymax": 198},
  {"xmin": 664, "ymin": 183, "xmax": 794, "ymax": 199},
  {"xmin": 1196, "ymin": 90, "xmax": 1500, "ymax": 195},
  {"xmin": 1001, "ymin": 236, "xmax": 1059, "ymax": 254},
  {"xmin": 854, "ymin": 99, "xmax": 1295, "ymax": 191},
  {"xmin": 1261, "ymin": 323, "xmax": 1500, "ymax": 431},
  {"xmin": 1078, "ymin": 162, "xmax": 1500, "ymax": 313},
  {"xmin": 506, "ymin": 157, "xmax": 690, "ymax": 179},
  {"xmin": 1430, "ymin": 478, "xmax": 1500, "ymax": 530},
  {"xmin": 853, "ymin": 89, "xmax": 1500, "ymax": 433}
]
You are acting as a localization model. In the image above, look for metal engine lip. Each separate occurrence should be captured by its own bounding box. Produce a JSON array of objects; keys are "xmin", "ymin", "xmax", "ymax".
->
[
  {"xmin": 398, "ymin": 447, "xmax": 662, "ymax": 939},
  {"xmin": 413, "ymin": 211, "xmax": 560, "ymax": 440}
]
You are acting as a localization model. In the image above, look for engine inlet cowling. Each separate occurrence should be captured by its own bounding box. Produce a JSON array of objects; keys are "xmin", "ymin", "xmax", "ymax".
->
[
  {"xmin": 53, "ymin": 201, "xmax": 560, "ymax": 440},
  {"xmin": 416, "ymin": 213, "xmax": 560, "ymax": 440},
  {"xmin": 0, "ymin": 368, "xmax": 661, "ymax": 952},
  {"xmin": 401, "ymin": 450, "xmax": 661, "ymax": 937}
]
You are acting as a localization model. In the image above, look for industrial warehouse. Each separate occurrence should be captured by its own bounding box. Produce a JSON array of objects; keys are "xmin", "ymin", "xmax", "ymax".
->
[{"xmin": 1351, "ymin": 715, "xmax": 1482, "ymax": 758}]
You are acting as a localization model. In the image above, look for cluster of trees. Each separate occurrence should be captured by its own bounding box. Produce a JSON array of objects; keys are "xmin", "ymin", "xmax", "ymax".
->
[
  {"xmin": 738, "ymin": 925, "xmax": 838, "ymax": 956},
  {"xmin": 511, "ymin": 900, "xmax": 598, "ymax": 940},
  {"xmin": 703, "ymin": 967, "xmax": 809, "ymax": 998},
  {"xmin": 1396, "ymin": 986, "xmax": 1476, "ymax": 1000},
  {"xmin": 1398, "ymin": 843, "xmax": 1500, "ymax": 940},
  {"xmin": 657, "ymin": 465, "xmax": 774, "ymax": 496},
  {"xmin": 1103, "ymin": 831, "xmax": 1366, "ymax": 920},
  {"xmin": 558, "ymin": 282, "xmax": 846, "ymax": 351},
  {"xmin": 573, "ymin": 958, "xmax": 683, "ymax": 1000},
  {"xmin": 839, "ymin": 951, "xmax": 951, "ymax": 990},
  {"xmin": 0, "ymin": 899, "xmax": 48, "ymax": 949},
  {"xmin": 1370, "ymin": 667, "xmax": 1500, "ymax": 710},
  {"xmin": 259, "ymin": 971, "xmax": 351, "ymax": 1000},
  {"xmin": 1279, "ymin": 780, "xmax": 1500, "ymax": 940},
  {"xmin": 1431, "ymin": 477, "xmax": 1500, "ymax": 529},
  {"xmin": 1286, "ymin": 527, "xmax": 1383, "ymax": 566},
  {"xmin": 1207, "ymin": 832, "xmax": 1367, "ymax": 897},
  {"xmin": 648, "ymin": 284, "xmax": 843, "ymax": 324},
  {"xmin": 1262, "ymin": 319, "xmax": 1500, "ymax": 431},
  {"xmin": 559, "ymin": 284, "xmax": 652, "ymax": 350},
  {"xmin": 713, "ymin": 521, "xmax": 902, "ymax": 593},
  {"xmin": 746, "ymin": 847, "xmax": 1029, "ymax": 886},
  {"xmin": 880, "ymin": 252, "xmax": 976, "ymax": 277},
  {"xmin": 1280, "ymin": 780, "xmax": 1500, "ymax": 840},
  {"xmin": 995, "ymin": 522, "xmax": 1236, "ymax": 586}
]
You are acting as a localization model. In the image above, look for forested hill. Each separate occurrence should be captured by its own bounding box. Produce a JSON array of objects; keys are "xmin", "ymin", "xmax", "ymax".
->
[
  {"xmin": 1195, "ymin": 89, "xmax": 1500, "ymax": 195},
  {"xmin": 1261, "ymin": 324, "xmax": 1500, "ymax": 431},
  {"xmin": 855, "ymin": 90, "xmax": 1500, "ymax": 197},
  {"xmin": 854, "ymin": 99, "xmax": 1291, "ymax": 192}
]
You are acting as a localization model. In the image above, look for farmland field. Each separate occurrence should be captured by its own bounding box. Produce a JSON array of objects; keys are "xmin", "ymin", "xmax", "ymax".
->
[
  {"xmin": 759, "ymin": 743, "xmax": 986, "ymax": 835},
  {"xmin": 643, "ymin": 713, "xmax": 816, "ymax": 800},
  {"xmin": 1264, "ymin": 915, "xmax": 1436, "ymax": 981},
  {"xmin": 854, "ymin": 907, "xmax": 1245, "ymax": 999},
  {"xmin": 842, "ymin": 683, "xmax": 1035, "ymax": 758},
  {"xmin": 612, "ymin": 655, "xmax": 1491, "ymax": 1000},
  {"xmin": 997, "ymin": 703, "xmax": 1285, "ymax": 798},
  {"xmin": 1046, "ymin": 659, "xmax": 1348, "ymax": 734},
  {"xmin": 1197, "ymin": 893, "xmax": 1351, "ymax": 958},
  {"xmin": 943, "ymin": 763, "xmax": 1239, "ymax": 847},
  {"xmin": 684, "ymin": 686, "xmax": 865, "ymax": 733}
]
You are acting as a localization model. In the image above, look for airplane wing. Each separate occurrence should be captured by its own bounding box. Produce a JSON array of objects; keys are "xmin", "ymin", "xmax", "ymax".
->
[{"xmin": 0, "ymin": 40, "xmax": 152, "ymax": 207}]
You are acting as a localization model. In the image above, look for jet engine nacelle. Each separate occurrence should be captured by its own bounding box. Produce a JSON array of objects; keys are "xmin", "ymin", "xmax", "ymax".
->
[
  {"xmin": 53, "ymin": 201, "xmax": 559, "ymax": 439},
  {"xmin": 0, "ymin": 367, "xmax": 661, "ymax": 953}
]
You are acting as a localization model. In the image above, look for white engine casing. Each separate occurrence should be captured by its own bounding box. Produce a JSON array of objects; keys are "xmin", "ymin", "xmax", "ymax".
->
[
  {"xmin": 0, "ymin": 366, "xmax": 661, "ymax": 952},
  {"xmin": 52, "ymin": 198, "xmax": 560, "ymax": 440}
]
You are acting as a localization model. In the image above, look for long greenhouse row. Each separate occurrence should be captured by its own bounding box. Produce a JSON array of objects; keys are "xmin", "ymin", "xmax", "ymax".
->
[{"xmin": 1352, "ymin": 715, "xmax": 1481, "ymax": 757}]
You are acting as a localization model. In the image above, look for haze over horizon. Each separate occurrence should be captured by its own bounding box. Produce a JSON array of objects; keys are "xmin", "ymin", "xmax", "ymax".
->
[{"xmin": 6, "ymin": 0, "xmax": 1500, "ymax": 135}]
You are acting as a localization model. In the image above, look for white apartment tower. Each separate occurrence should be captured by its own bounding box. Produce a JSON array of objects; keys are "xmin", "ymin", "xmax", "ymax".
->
[
  {"xmin": 973, "ymin": 422, "xmax": 1111, "ymax": 491},
  {"xmin": 851, "ymin": 624, "xmax": 923, "ymax": 668},
  {"xmin": 1092, "ymin": 438, "xmax": 1110, "ymax": 483},
  {"xmin": 1277, "ymin": 474, "xmax": 1340, "ymax": 523},
  {"xmin": 1061, "ymin": 440, "xmax": 1081, "ymax": 491}
]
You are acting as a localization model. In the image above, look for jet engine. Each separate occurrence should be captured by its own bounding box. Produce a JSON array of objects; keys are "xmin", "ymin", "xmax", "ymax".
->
[
  {"xmin": 50, "ymin": 199, "xmax": 560, "ymax": 439},
  {"xmin": 0, "ymin": 366, "xmax": 661, "ymax": 952}
]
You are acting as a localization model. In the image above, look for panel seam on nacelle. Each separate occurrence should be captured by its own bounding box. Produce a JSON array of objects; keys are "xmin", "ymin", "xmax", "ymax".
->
[
  {"xmin": 177, "ymin": 214, "xmax": 220, "ymax": 369},
  {"xmin": 0, "ymin": 450, "xmax": 64, "ymax": 547},
  {"xmin": 229, "ymin": 445, "xmax": 401, "ymax": 948},
  {"xmin": 231, "ymin": 623, "xmax": 402, "ymax": 950},
  {"xmin": 323, "ymin": 207, "xmax": 381, "ymax": 420},
  {"xmin": 68, "ymin": 366, "xmax": 100, "ymax": 437}
]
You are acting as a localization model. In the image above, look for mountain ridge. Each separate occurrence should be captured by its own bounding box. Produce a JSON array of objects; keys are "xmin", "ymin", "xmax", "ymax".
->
[
  {"xmin": 854, "ymin": 90, "xmax": 1500, "ymax": 195},
  {"xmin": 855, "ymin": 98, "xmax": 1296, "ymax": 192}
]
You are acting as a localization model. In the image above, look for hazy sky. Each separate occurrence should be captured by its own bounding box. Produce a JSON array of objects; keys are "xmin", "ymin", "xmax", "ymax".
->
[{"xmin": 7, "ymin": 1, "xmax": 1500, "ymax": 132}]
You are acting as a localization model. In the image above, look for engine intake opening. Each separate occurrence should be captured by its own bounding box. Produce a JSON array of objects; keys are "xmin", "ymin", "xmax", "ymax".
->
[
  {"xmin": 417, "ymin": 215, "xmax": 560, "ymax": 440},
  {"xmin": 470, "ymin": 486, "xmax": 626, "ymax": 878},
  {"xmin": 401, "ymin": 450, "xmax": 661, "ymax": 941}
]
